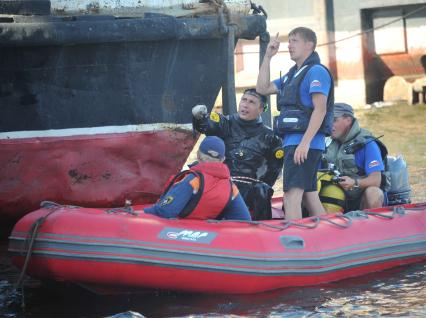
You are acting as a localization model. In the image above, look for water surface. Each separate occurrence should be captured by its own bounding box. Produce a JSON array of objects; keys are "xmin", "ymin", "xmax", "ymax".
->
[{"xmin": 1, "ymin": 241, "xmax": 425, "ymax": 318}]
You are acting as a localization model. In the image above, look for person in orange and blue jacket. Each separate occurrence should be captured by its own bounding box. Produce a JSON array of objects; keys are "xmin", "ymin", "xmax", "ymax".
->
[{"xmin": 144, "ymin": 136, "xmax": 252, "ymax": 221}]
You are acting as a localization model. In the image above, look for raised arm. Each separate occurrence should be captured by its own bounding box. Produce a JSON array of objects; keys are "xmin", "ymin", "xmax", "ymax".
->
[
  {"xmin": 192, "ymin": 104, "xmax": 229, "ymax": 138},
  {"xmin": 256, "ymin": 33, "xmax": 280, "ymax": 95}
]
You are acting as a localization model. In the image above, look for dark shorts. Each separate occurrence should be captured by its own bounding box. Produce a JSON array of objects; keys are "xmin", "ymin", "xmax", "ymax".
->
[
  {"xmin": 345, "ymin": 197, "xmax": 362, "ymax": 212},
  {"xmin": 283, "ymin": 146, "xmax": 323, "ymax": 192},
  {"xmin": 345, "ymin": 189, "xmax": 387, "ymax": 212}
]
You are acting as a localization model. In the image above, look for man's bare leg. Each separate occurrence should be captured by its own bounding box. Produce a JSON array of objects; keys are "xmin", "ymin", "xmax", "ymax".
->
[
  {"xmin": 303, "ymin": 191, "xmax": 326, "ymax": 216},
  {"xmin": 284, "ymin": 188, "xmax": 304, "ymax": 220},
  {"xmin": 360, "ymin": 187, "xmax": 384, "ymax": 209}
]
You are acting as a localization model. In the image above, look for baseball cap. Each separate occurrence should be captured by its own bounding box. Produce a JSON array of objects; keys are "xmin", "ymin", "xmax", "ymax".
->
[
  {"xmin": 334, "ymin": 103, "xmax": 354, "ymax": 118},
  {"xmin": 199, "ymin": 136, "xmax": 225, "ymax": 159}
]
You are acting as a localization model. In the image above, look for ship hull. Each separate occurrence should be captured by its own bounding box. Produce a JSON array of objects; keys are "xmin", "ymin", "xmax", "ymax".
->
[
  {"xmin": 0, "ymin": 13, "xmax": 267, "ymax": 220},
  {"xmin": 0, "ymin": 126, "xmax": 194, "ymax": 220}
]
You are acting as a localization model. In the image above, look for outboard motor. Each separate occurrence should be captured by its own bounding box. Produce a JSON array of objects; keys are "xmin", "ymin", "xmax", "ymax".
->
[{"xmin": 387, "ymin": 155, "xmax": 411, "ymax": 205}]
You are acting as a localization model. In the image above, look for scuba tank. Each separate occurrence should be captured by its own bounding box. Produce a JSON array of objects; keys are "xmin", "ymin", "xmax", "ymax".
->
[{"xmin": 317, "ymin": 164, "xmax": 346, "ymax": 213}]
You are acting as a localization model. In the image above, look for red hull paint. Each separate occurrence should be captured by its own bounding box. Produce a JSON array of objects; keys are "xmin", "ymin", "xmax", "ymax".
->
[
  {"xmin": 0, "ymin": 130, "xmax": 195, "ymax": 220},
  {"xmin": 11, "ymin": 256, "xmax": 424, "ymax": 294},
  {"xmin": 8, "ymin": 202, "xmax": 426, "ymax": 294}
]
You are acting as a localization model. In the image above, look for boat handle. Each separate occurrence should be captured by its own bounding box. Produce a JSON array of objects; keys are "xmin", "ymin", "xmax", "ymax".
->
[{"xmin": 280, "ymin": 235, "xmax": 305, "ymax": 249}]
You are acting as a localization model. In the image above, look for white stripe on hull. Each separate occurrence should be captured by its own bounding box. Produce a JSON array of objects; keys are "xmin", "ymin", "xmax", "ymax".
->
[{"xmin": 0, "ymin": 123, "xmax": 193, "ymax": 140}]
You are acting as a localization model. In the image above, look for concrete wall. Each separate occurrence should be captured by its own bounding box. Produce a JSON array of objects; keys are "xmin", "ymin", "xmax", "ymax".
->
[{"xmin": 331, "ymin": 1, "xmax": 367, "ymax": 107}]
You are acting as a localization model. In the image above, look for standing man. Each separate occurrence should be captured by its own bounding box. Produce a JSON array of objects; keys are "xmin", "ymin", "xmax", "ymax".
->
[
  {"xmin": 192, "ymin": 89, "xmax": 283, "ymax": 220},
  {"xmin": 324, "ymin": 103, "xmax": 389, "ymax": 211},
  {"xmin": 256, "ymin": 27, "xmax": 334, "ymax": 219}
]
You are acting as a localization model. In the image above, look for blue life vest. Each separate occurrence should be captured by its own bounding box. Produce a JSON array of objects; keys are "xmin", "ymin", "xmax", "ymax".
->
[{"xmin": 275, "ymin": 52, "xmax": 334, "ymax": 136}]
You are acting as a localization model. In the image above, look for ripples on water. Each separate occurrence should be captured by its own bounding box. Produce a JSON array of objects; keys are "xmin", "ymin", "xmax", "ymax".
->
[{"xmin": 0, "ymin": 261, "xmax": 425, "ymax": 318}]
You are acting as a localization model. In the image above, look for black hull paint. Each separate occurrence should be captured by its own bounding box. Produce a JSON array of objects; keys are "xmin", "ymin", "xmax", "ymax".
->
[{"xmin": 0, "ymin": 14, "xmax": 266, "ymax": 131}]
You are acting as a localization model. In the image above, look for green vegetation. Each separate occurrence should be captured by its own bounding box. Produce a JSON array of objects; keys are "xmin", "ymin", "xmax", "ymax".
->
[{"xmin": 356, "ymin": 103, "xmax": 426, "ymax": 202}]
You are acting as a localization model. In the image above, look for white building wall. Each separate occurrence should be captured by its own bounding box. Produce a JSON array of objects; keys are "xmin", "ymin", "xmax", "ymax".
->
[{"xmin": 235, "ymin": 0, "xmax": 426, "ymax": 109}]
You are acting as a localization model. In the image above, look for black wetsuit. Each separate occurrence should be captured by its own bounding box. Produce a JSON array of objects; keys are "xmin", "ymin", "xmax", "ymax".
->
[{"xmin": 193, "ymin": 113, "xmax": 283, "ymax": 220}]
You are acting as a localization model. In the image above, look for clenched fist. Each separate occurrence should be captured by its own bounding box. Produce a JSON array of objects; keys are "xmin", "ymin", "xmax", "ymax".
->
[{"xmin": 192, "ymin": 104, "xmax": 208, "ymax": 119}]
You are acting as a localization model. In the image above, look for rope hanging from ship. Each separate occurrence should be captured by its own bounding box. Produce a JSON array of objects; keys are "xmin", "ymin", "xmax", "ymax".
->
[{"xmin": 8, "ymin": 202, "xmax": 65, "ymax": 309}]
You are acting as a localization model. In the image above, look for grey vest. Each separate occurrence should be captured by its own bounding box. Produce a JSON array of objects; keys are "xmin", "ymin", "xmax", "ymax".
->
[{"xmin": 324, "ymin": 120, "xmax": 383, "ymax": 199}]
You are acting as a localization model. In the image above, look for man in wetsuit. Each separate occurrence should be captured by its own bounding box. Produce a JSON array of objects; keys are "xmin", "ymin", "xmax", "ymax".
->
[{"xmin": 192, "ymin": 89, "xmax": 283, "ymax": 220}]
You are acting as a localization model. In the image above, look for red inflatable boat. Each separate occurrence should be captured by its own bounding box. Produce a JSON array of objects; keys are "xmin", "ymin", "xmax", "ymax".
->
[{"xmin": 8, "ymin": 200, "xmax": 426, "ymax": 294}]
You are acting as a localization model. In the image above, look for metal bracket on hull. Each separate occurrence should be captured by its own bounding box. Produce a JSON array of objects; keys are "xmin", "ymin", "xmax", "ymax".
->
[
  {"xmin": 345, "ymin": 210, "xmax": 369, "ymax": 219},
  {"xmin": 393, "ymin": 206, "xmax": 406, "ymax": 215}
]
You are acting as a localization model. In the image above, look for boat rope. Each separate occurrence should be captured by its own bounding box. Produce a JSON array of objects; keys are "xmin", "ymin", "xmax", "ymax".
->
[
  {"xmin": 231, "ymin": 176, "xmax": 266, "ymax": 185},
  {"xmin": 207, "ymin": 204, "xmax": 425, "ymax": 231},
  {"xmin": 40, "ymin": 200, "xmax": 80, "ymax": 209},
  {"xmin": 207, "ymin": 219, "xmax": 287, "ymax": 231},
  {"xmin": 208, "ymin": 213, "xmax": 352, "ymax": 231},
  {"xmin": 207, "ymin": 218, "xmax": 319, "ymax": 231},
  {"xmin": 106, "ymin": 200, "xmax": 138, "ymax": 216},
  {"xmin": 345, "ymin": 210, "xmax": 370, "ymax": 219},
  {"xmin": 364, "ymin": 211, "xmax": 396, "ymax": 219},
  {"xmin": 280, "ymin": 217, "xmax": 321, "ymax": 230},
  {"xmin": 345, "ymin": 205, "xmax": 416, "ymax": 219},
  {"xmin": 11, "ymin": 205, "xmax": 61, "ymax": 308},
  {"xmin": 43, "ymin": 199, "xmax": 140, "ymax": 216},
  {"xmin": 279, "ymin": 214, "xmax": 352, "ymax": 230},
  {"xmin": 319, "ymin": 214, "xmax": 352, "ymax": 228}
]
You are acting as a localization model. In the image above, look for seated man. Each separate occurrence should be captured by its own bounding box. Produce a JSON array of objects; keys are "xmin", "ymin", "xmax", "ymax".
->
[
  {"xmin": 323, "ymin": 103, "xmax": 389, "ymax": 211},
  {"xmin": 144, "ymin": 136, "xmax": 251, "ymax": 221},
  {"xmin": 192, "ymin": 89, "xmax": 283, "ymax": 220}
]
